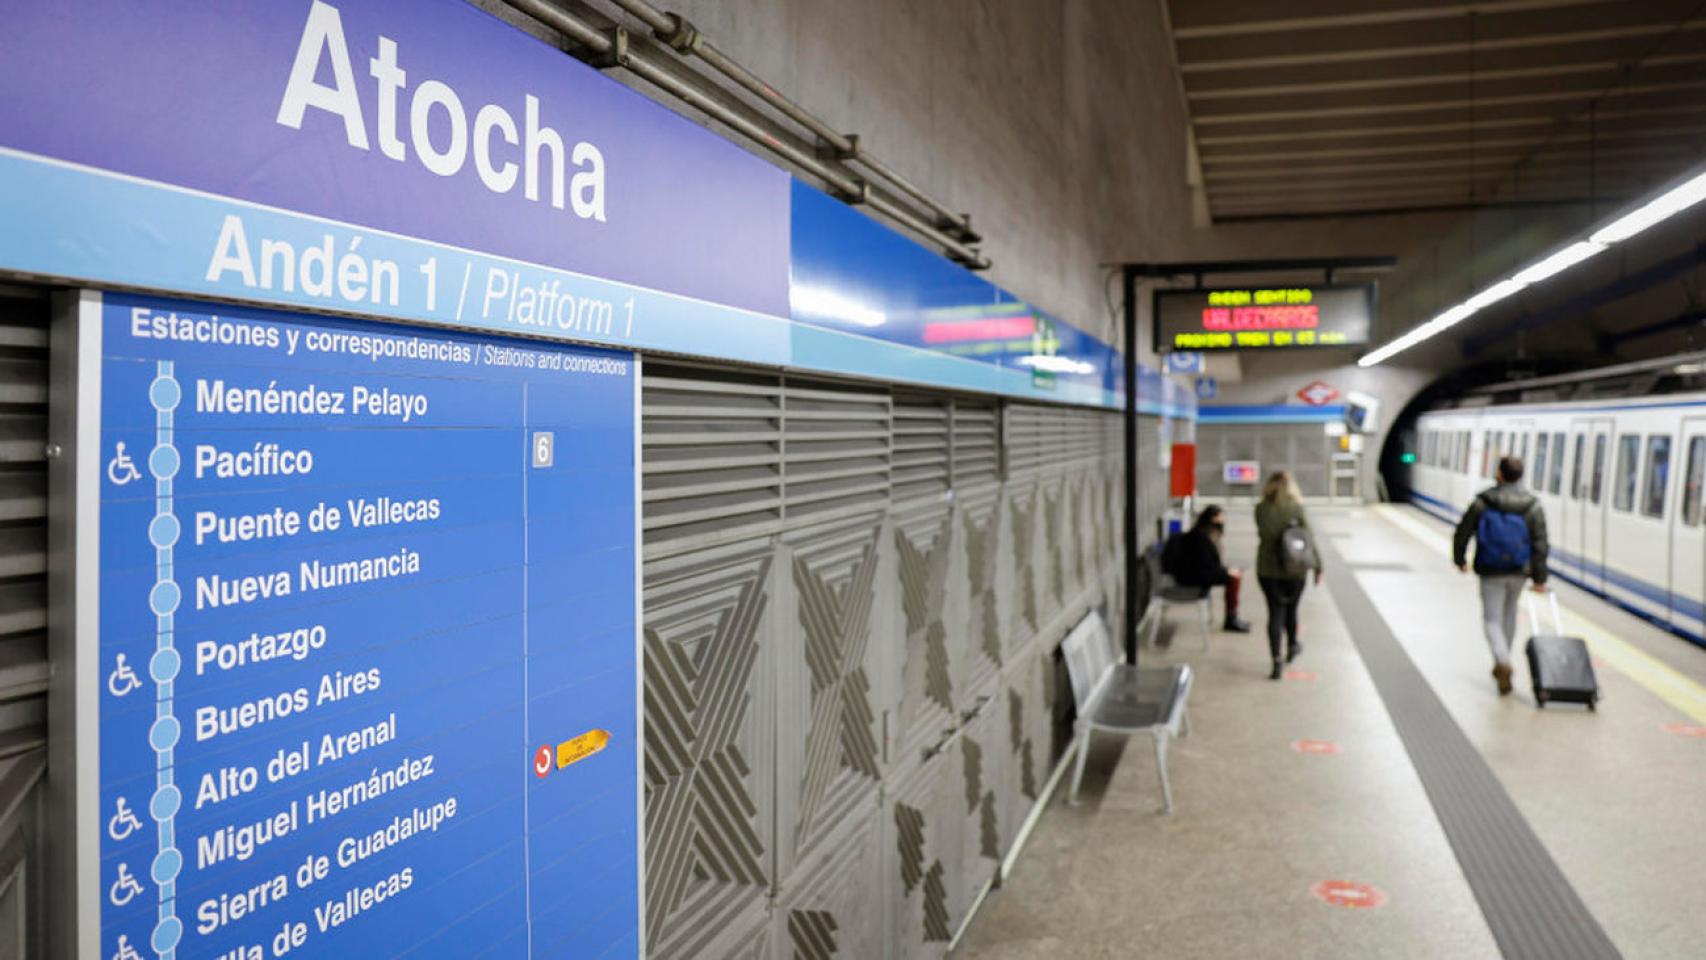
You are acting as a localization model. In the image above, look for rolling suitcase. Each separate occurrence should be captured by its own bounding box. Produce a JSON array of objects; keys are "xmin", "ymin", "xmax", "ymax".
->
[{"xmin": 1523, "ymin": 591, "xmax": 1599, "ymax": 709}]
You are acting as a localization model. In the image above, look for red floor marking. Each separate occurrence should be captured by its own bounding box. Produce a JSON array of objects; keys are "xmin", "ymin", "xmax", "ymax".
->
[
  {"xmin": 1285, "ymin": 669, "xmax": 1318, "ymax": 681},
  {"xmin": 1661, "ymin": 722, "xmax": 1706, "ymax": 739},
  {"xmin": 1590, "ymin": 656, "xmax": 1608, "ymax": 670},
  {"xmin": 1311, "ymin": 880, "xmax": 1387, "ymax": 909},
  {"xmin": 1290, "ymin": 738, "xmax": 1342, "ymax": 755}
]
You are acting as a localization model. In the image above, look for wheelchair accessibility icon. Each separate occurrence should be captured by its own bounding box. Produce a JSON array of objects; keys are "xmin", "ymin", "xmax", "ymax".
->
[
  {"xmin": 108, "ymin": 797, "xmax": 144, "ymax": 841},
  {"xmin": 111, "ymin": 935, "xmax": 144, "ymax": 960},
  {"xmin": 108, "ymin": 442, "xmax": 142, "ymax": 486},
  {"xmin": 108, "ymin": 654, "xmax": 142, "ymax": 697},
  {"xmin": 109, "ymin": 862, "xmax": 145, "ymax": 906}
]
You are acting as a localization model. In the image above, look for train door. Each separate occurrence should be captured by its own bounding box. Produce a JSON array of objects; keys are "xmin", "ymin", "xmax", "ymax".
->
[
  {"xmin": 1572, "ymin": 418, "xmax": 1613, "ymax": 592},
  {"xmin": 1669, "ymin": 421, "xmax": 1706, "ymax": 635},
  {"xmin": 1560, "ymin": 427, "xmax": 1583, "ymax": 579}
]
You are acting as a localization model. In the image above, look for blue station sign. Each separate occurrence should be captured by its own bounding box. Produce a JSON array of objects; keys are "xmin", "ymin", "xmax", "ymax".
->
[
  {"xmin": 91, "ymin": 292, "xmax": 640, "ymax": 959},
  {"xmin": 0, "ymin": 0, "xmax": 792, "ymax": 364}
]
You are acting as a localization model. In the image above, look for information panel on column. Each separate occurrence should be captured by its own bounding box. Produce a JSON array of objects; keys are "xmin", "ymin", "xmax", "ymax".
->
[{"xmin": 91, "ymin": 292, "xmax": 640, "ymax": 959}]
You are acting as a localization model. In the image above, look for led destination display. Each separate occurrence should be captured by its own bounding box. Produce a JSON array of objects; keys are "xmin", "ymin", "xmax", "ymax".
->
[{"xmin": 1155, "ymin": 284, "xmax": 1374, "ymax": 351}]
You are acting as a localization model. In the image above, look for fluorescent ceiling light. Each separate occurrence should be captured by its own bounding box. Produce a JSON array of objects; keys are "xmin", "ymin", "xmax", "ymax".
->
[
  {"xmin": 1591, "ymin": 170, "xmax": 1706, "ymax": 244},
  {"xmin": 1360, "ymin": 162, "xmax": 1706, "ymax": 368},
  {"xmin": 1463, "ymin": 278, "xmax": 1527, "ymax": 312},
  {"xmin": 1511, "ymin": 240, "xmax": 1605, "ymax": 285},
  {"xmin": 790, "ymin": 284, "xmax": 886, "ymax": 328},
  {"xmin": 1357, "ymin": 303, "xmax": 1478, "ymax": 367}
]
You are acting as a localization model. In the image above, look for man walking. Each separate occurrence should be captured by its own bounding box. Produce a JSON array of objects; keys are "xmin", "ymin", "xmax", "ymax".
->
[{"xmin": 1454, "ymin": 455, "xmax": 1549, "ymax": 695}]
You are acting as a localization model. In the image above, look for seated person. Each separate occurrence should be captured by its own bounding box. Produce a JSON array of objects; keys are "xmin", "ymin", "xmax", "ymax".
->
[{"xmin": 1161, "ymin": 505, "xmax": 1250, "ymax": 632}]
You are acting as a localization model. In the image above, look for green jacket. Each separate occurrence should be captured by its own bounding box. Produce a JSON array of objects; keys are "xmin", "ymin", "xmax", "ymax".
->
[{"xmin": 1254, "ymin": 498, "xmax": 1322, "ymax": 580}]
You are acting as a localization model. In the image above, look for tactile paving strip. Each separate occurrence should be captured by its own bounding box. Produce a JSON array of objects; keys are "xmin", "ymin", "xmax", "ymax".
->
[{"xmin": 1319, "ymin": 536, "xmax": 1622, "ymax": 960}]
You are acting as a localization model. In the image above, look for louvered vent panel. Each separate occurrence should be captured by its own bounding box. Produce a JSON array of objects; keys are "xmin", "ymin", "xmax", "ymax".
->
[
  {"xmin": 1002, "ymin": 406, "xmax": 1047, "ymax": 481},
  {"xmin": 1056, "ymin": 409, "xmax": 1103, "ymax": 466},
  {"xmin": 783, "ymin": 379, "xmax": 890, "ymax": 521},
  {"xmin": 891, "ymin": 395, "xmax": 949, "ymax": 504},
  {"xmin": 0, "ymin": 287, "xmax": 47, "ymax": 761},
  {"xmin": 1102, "ymin": 412, "xmax": 1123, "ymax": 463},
  {"xmin": 1005, "ymin": 405, "xmax": 1106, "ymax": 480},
  {"xmin": 641, "ymin": 362, "xmax": 782, "ymax": 556},
  {"xmin": 951, "ymin": 400, "xmax": 999, "ymax": 490}
]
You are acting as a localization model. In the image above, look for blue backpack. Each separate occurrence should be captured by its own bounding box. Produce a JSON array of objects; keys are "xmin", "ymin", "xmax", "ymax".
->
[{"xmin": 1476, "ymin": 506, "xmax": 1531, "ymax": 570}]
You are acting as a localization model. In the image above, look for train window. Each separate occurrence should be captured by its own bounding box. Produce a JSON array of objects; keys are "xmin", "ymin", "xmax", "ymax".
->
[
  {"xmin": 1549, "ymin": 432, "xmax": 1566, "ymax": 494},
  {"xmin": 1460, "ymin": 431, "xmax": 1471, "ymax": 473},
  {"xmin": 1518, "ymin": 432, "xmax": 1530, "ymax": 467},
  {"xmin": 1683, "ymin": 437, "xmax": 1706, "ymax": 527},
  {"xmin": 1590, "ymin": 434, "xmax": 1607, "ymax": 504},
  {"xmin": 1643, "ymin": 435, "xmax": 1671, "ymax": 519},
  {"xmin": 1613, "ymin": 435, "xmax": 1639, "ymax": 512},
  {"xmin": 1487, "ymin": 431, "xmax": 1502, "ymax": 477},
  {"xmin": 1534, "ymin": 433, "xmax": 1549, "ymax": 489}
]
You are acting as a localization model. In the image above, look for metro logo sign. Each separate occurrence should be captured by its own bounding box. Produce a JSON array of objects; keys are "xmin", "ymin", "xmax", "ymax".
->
[{"xmin": 1297, "ymin": 381, "xmax": 1340, "ymax": 406}]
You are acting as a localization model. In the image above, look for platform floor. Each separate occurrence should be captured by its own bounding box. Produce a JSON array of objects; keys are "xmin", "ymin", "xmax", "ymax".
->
[{"xmin": 960, "ymin": 505, "xmax": 1706, "ymax": 960}]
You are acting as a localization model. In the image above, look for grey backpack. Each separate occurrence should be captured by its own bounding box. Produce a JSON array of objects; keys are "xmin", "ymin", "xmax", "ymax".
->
[{"xmin": 1277, "ymin": 519, "xmax": 1315, "ymax": 578}]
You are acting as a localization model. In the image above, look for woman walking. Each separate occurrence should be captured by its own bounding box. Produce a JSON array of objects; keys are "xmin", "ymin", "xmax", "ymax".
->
[{"xmin": 1254, "ymin": 471, "xmax": 1323, "ymax": 680}]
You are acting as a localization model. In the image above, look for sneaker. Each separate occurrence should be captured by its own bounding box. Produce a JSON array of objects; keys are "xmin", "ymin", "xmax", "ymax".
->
[
  {"xmin": 1269, "ymin": 660, "xmax": 1283, "ymax": 681},
  {"xmin": 1286, "ymin": 643, "xmax": 1303, "ymax": 663},
  {"xmin": 1492, "ymin": 662, "xmax": 1513, "ymax": 696},
  {"xmin": 1224, "ymin": 617, "xmax": 1252, "ymax": 633}
]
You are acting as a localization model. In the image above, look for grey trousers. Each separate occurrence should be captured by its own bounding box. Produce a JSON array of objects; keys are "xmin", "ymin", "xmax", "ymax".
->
[{"xmin": 1479, "ymin": 574, "xmax": 1527, "ymax": 665}]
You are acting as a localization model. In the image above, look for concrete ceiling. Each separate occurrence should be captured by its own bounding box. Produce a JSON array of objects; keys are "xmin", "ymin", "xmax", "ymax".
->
[{"xmin": 1165, "ymin": 0, "xmax": 1706, "ymax": 222}]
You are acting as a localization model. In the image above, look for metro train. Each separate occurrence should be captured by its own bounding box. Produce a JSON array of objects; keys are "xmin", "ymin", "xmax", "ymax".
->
[{"xmin": 1413, "ymin": 395, "xmax": 1706, "ymax": 648}]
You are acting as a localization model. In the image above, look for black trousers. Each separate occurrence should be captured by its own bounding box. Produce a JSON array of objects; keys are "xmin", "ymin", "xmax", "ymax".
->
[{"xmin": 1258, "ymin": 575, "xmax": 1307, "ymax": 660}]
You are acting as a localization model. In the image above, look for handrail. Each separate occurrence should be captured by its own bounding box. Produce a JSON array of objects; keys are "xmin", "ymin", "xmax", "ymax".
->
[{"xmin": 500, "ymin": 0, "xmax": 990, "ymax": 269}]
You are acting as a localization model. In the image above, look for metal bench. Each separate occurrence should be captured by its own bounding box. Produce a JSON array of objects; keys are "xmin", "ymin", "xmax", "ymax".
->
[
  {"xmin": 1061, "ymin": 608, "xmax": 1193, "ymax": 813},
  {"xmin": 1148, "ymin": 575, "xmax": 1213, "ymax": 651}
]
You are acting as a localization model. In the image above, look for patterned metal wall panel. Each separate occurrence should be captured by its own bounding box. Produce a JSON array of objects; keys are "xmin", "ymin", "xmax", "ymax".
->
[
  {"xmin": 1064, "ymin": 474, "xmax": 1092, "ymax": 605},
  {"xmin": 637, "ymin": 367, "xmax": 1155, "ymax": 959},
  {"xmin": 775, "ymin": 516, "xmax": 888, "ymax": 879},
  {"xmin": 956, "ymin": 490, "xmax": 1004, "ymax": 698},
  {"xmin": 891, "ymin": 503, "xmax": 958, "ymax": 770},
  {"xmin": 1135, "ymin": 415, "xmax": 1168, "ymax": 544},
  {"xmin": 883, "ymin": 746, "xmax": 965, "ymax": 960},
  {"xmin": 1003, "ymin": 486, "xmax": 1041, "ymax": 651},
  {"xmin": 1037, "ymin": 480, "xmax": 1068, "ymax": 620},
  {"xmin": 770, "ymin": 810, "xmax": 883, "ymax": 960},
  {"xmin": 1000, "ymin": 645, "xmax": 1054, "ymax": 852},
  {"xmin": 642, "ymin": 542, "xmax": 778, "ymax": 958},
  {"xmin": 956, "ymin": 699, "xmax": 1004, "ymax": 907}
]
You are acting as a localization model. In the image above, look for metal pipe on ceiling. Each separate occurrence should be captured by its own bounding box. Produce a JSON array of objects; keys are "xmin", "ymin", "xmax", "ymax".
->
[
  {"xmin": 602, "ymin": 0, "xmax": 981, "ymax": 243},
  {"xmin": 499, "ymin": 0, "xmax": 989, "ymax": 269}
]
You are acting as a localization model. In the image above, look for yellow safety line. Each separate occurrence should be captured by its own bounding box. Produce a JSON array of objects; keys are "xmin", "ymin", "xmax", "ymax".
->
[{"xmin": 1374, "ymin": 504, "xmax": 1706, "ymax": 725}]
